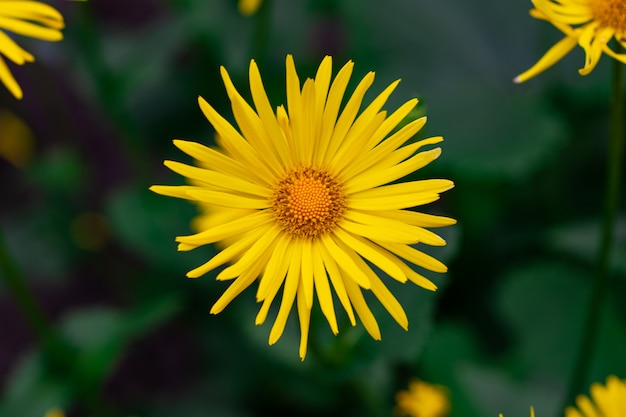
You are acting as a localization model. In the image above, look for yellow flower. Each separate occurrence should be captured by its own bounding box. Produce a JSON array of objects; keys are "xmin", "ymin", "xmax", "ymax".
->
[
  {"xmin": 395, "ymin": 379, "xmax": 450, "ymax": 417},
  {"xmin": 565, "ymin": 375, "xmax": 626, "ymax": 417},
  {"xmin": 514, "ymin": 0, "xmax": 626, "ymax": 83},
  {"xmin": 238, "ymin": 0, "xmax": 262, "ymax": 16},
  {"xmin": 151, "ymin": 55, "xmax": 455, "ymax": 359},
  {"xmin": 0, "ymin": 0, "xmax": 65, "ymax": 99}
]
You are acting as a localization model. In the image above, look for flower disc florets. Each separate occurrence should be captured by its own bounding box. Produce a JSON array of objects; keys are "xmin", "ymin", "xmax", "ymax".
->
[
  {"xmin": 589, "ymin": 0, "xmax": 626, "ymax": 32},
  {"xmin": 271, "ymin": 166, "xmax": 345, "ymax": 239}
]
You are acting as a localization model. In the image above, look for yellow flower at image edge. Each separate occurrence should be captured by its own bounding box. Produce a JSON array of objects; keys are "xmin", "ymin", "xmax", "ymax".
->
[
  {"xmin": 395, "ymin": 379, "xmax": 450, "ymax": 417},
  {"xmin": 566, "ymin": 375, "xmax": 626, "ymax": 417},
  {"xmin": 515, "ymin": 0, "xmax": 626, "ymax": 83},
  {"xmin": 238, "ymin": 0, "xmax": 262, "ymax": 16},
  {"xmin": 151, "ymin": 54, "xmax": 456, "ymax": 359},
  {"xmin": 0, "ymin": 0, "xmax": 65, "ymax": 99}
]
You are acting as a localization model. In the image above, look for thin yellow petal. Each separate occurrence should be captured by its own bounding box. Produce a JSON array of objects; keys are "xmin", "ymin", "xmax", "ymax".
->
[
  {"xmin": 257, "ymin": 234, "xmax": 291, "ymax": 302},
  {"xmin": 0, "ymin": 31, "xmax": 33, "ymax": 64},
  {"xmin": 256, "ymin": 236, "xmax": 293, "ymax": 324},
  {"xmin": 0, "ymin": 56, "xmax": 22, "ymax": 99},
  {"xmin": 345, "ymin": 147, "xmax": 442, "ymax": 194},
  {"xmin": 197, "ymin": 96, "xmax": 274, "ymax": 183},
  {"xmin": 319, "ymin": 241, "xmax": 356, "ymax": 326},
  {"xmin": 296, "ymin": 282, "xmax": 311, "ymax": 360},
  {"xmin": 334, "ymin": 228, "xmax": 407, "ymax": 283},
  {"xmin": 379, "ymin": 241, "xmax": 448, "ymax": 273},
  {"xmin": 216, "ymin": 226, "xmax": 280, "ymax": 280},
  {"xmin": 186, "ymin": 189, "xmax": 270, "ymax": 209},
  {"xmin": 375, "ymin": 210, "xmax": 457, "ymax": 228},
  {"xmin": 311, "ymin": 242, "xmax": 338, "ymax": 334},
  {"xmin": 186, "ymin": 226, "xmax": 268, "ymax": 278},
  {"xmin": 175, "ymin": 211, "xmax": 273, "ymax": 248},
  {"xmin": 0, "ymin": 17, "xmax": 62, "ymax": 41},
  {"xmin": 210, "ymin": 264, "xmax": 263, "ymax": 315},
  {"xmin": 343, "ymin": 277, "xmax": 381, "ymax": 340},
  {"xmin": 514, "ymin": 35, "xmax": 578, "ymax": 83},
  {"xmin": 321, "ymin": 234, "xmax": 371, "ymax": 289},
  {"xmin": 325, "ymin": 71, "xmax": 375, "ymax": 160},
  {"xmin": 316, "ymin": 60, "xmax": 354, "ymax": 163},
  {"xmin": 300, "ymin": 238, "xmax": 314, "ymax": 309},
  {"xmin": 268, "ymin": 239, "xmax": 301, "ymax": 345},
  {"xmin": 347, "ymin": 252, "xmax": 408, "ymax": 329}
]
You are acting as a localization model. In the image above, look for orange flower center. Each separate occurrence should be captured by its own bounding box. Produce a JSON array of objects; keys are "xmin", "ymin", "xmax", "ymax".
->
[
  {"xmin": 589, "ymin": 0, "xmax": 626, "ymax": 31},
  {"xmin": 271, "ymin": 167, "xmax": 345, "ymax": 238}
]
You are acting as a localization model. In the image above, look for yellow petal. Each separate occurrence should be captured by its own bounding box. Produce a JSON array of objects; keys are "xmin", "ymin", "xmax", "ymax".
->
[
  {"xmin": 311, "ymin": 242, "xmax": 338, "ymax": 334},
  {"xmin": 343, "ymin": 277, "xmax": 381, "ymax": 340},
  {"xmin": 268, "ymin": 240, "xmax": 301, "ymax": 345},
  {"xmin": 0, "ymin": 55, "xmax": 22, "ymax": 99},
  {"xmin": 514, "ymin": 35, "xmax": 578, "ymax": 83},
  {"xmin": 319, "ymin": 241, "xmax": 356, "ymax": 326},
  {"xmin": 296, "ymin": 282, "xmax": 311, "ymax": 360},
  {"xmin": 379, "ymin": 241, "xmax": 448, "ymax": 273},
  {"xmin": 321, "ymin": 234, "xmax": 371, "ymax": 289},
  {"xmin": 334, "ymin": 228, "xmax": 407, "ymax": 283}
]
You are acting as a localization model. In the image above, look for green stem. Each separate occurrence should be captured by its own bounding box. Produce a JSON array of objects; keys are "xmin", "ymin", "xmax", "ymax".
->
[
  {"xmin": 562, "ymin": 53, "xmax": 624, "ymax": 410},
  {"xmin": 0, "ymin": 230, "xmax": 113, "ymax": 416},
  {"xmin": 251, "ymin": 0, "xmax": 271, "ymax": 65},
  {"xmin": 0, "ymin": 230, "xmax": 55, "ymax": 347}
]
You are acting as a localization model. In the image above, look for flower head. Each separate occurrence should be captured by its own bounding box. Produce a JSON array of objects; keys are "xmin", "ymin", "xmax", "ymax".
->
[
  {"xmin": 151, "ymin": 55, "xmax": 455, "ymax": 359},
  {"xmin": 514, "ymin": 0, "xmax": 626, "ymax": 83},
  {"xmin": 395, "ymin": 379, "xmax": 450, "ymax": 417},
  {"xmin": 565, "ymin": 375, "xmax": 626, "ymax": 417},
  {"xmin": 0, "ymin": 0, "xmax": 66, "ymax": 99}
]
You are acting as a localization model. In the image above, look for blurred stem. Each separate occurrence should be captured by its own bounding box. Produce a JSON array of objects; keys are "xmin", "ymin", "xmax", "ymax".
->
[
  {"xmin": 562, "ymin": 52, "xmax": 624, "ymax": 409},
  {"xmin": 73, "ymin": 8, "xmax": 149, "ymax": 181},
  {"xmin": 0, "ymin": 230, "xmax": 113, "ymax": 417},
  {"xmin": 251, "ymin": 0, "xmax": 271, "ymax": 65},
  {"xmin": 0, "ymin": 230, "xmax": 55, "ymax": 348}
]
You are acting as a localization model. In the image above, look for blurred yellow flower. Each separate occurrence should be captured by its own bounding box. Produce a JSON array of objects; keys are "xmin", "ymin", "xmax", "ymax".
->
[
  {"xmin": 0, "ymin": 0, "xmax": 66, "ymax": 99},
  {"xmin": 238, "ymin": 0, "xmax": 262, "ymax": 16},
  {"xmin": 565, "ymin": 375, "xmax": 626, "ymax": 417},
  {"xmin": 515, "ymin": 0, "xmax": 626, "ymax": 83},
  {"xmin": 0, "ymin": 108, "xmax": 35, "ymax": 167},
  {"xmin": 44, "ymin": 408, "xmax": 65, "ymax": 417},
  {"xmin": 151, "ymin": 54, "xmax": 455, "ymax": 359},
  {"xmin": 395, "ymin": 379, "xmax": 450, "ymax": 417}
]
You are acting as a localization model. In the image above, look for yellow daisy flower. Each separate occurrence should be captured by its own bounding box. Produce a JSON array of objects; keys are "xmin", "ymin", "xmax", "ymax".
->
[
  {"xmin": 394, "ymin": 379, "xmax": 450, "ymax": 417},
  {"xmin": 514, "ymin": 0, "xmax": 626, "ymax": 83},
  {"xmin": 565, "ymin": 375, "xmax": 626, "ymax": 417},
  {"xmin": 151, "ymin": 55, "xmax": 456, "ymax": 359},
  {"xmin": 238, "ymin": 0, "xmax": 262, "ymax": 16},
  {"xmin": 0, "ymin": 0, "xmax": 65, "ymax": 99}
]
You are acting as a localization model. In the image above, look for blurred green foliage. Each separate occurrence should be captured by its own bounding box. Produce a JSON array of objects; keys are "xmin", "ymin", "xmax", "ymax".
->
[{"xmin": 0, "ymin": 0, "xmax": 624, "ymax": 417}]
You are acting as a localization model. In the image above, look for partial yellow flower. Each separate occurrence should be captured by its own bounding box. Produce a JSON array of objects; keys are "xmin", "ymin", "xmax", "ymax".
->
[
  {"xmin": 514, "ymin": 0, "xmax": 626, "ymax": 83},
  {"xmin": 0, "ymin": 0, "xmax": 65, "ymax": 99},
  {"xmin": 0, "ymin": 108, "xmax": 35, "ymax": 167},
  {"xmin": 565, "ymin": 375, "xmax": 626, "ymax": 417},
  {"xmin": 44, "ymin": 409, "xmax": 65, "ymax": 417},
  {"xmin": 395, "ymin": 379, "xmax": 450, "ymax": 417},
  {"xmin": 238, "ymin": 0, "xmax": 262, "ymax": 16},
  {"xmin": 151, "ymin": 54, "xmax": 455, "ymax": 359}
]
